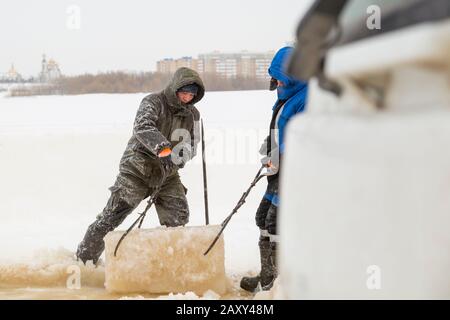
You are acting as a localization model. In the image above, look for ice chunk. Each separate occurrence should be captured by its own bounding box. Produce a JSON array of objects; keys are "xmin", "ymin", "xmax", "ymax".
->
[
  {"xmin": 104, "ymin": 225, "xmax": 226, "ymax": 295},
  {"xmin": 0, "ymin": 248, "xmax": 105, "ymax": 288}
]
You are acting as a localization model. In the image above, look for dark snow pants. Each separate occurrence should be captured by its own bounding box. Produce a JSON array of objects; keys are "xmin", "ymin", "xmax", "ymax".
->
[
  {"xmin": 76, "ymin": 171, "xmax": 188, "ymax": 263},
  {"xmin": 254, "ymin": 175, "xmax": 279, "ymax": 284},
  {"xmin": 255, "ymin": 175, "xmax": 279, "ymax": 242}
]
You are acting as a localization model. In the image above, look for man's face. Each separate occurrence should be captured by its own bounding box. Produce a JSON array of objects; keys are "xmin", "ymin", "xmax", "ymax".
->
[
  {"xmin": 177, "ymin": 92, "xmax": 195, "ymax": 104},
  {"xmin": 277, "ymin": 80, "xmax": 285, "ymax": 87},
  {"xmin": 270, "ymin": 77, "xmax": 285, "ymax": 91}
]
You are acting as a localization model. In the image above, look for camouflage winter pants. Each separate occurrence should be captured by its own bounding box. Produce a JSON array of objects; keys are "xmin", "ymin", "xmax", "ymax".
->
[
  {"xmin": 76, "ymin": 171, "xmax": 188, "ymax": 263},
  {"xmin": 106, "ymin": 171, "xmax": 189, "ymax": 226}
]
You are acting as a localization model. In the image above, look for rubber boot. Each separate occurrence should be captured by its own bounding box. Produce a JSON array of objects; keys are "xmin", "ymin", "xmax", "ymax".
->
[
  {"xmin": 240, "ymin": 236, "xmax": 272, "ymax": 292},
  {"xmin": 261, "ymin": 241, "xmax": 277, "ymax": 291}
]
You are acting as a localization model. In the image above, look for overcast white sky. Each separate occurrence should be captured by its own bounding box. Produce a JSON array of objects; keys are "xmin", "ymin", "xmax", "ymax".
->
[{"xmin": 0, "ymin": 0, "xmax": 313, "ymax": 77}]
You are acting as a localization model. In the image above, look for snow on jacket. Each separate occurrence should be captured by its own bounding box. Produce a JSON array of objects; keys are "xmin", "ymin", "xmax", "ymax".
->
[{"xmin": 119, "ymin": 67, "xmax": 204, "ymax": 183}]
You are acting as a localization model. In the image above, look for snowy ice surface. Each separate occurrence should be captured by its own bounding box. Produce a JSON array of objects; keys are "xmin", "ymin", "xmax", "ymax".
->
[
  {"xmin": 0, "ymin": 90, "xmax": 274, "ymax": 298},
  {"xmin": 119, "ymin": 289, "xmax": 221, "ymax": 300}
]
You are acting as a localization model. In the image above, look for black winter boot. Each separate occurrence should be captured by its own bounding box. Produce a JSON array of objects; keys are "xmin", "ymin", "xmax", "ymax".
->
[
  {"xmin": 261, "ymin": 241, "xmax": 277, "ymax": 291},
  {"xmin": 240, "ymin": 236, "xmax": 273, "ymax": 292},
  {"xmin": 76, "ymin": 193, "xmax": 134, "ymax": 265}
]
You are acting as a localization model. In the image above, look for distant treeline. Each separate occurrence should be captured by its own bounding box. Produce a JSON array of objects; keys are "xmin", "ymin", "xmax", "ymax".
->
[{"xmin": 9, "ymin": 71, "xmax": 268, "ymax": 97}]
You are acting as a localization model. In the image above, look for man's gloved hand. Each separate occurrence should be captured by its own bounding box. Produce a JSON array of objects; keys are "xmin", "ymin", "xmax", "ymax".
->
[
  {"xmin": 261, "ymin": 155, "xmax": 271, "ymax": 167},
  {"xmin": 261, "ymin": 154, "xmax": 279, "ymax": 176},
  {"xmin": 261, "ymin": 156, "xmax": 278, "ymax": 175},
  {"xmin": 158, "ymin": 146, "xmax": 176, "ymax": 176},
  {"xmin": 265, "ymin": 165, "xmax": 279, "ymax": 176}
]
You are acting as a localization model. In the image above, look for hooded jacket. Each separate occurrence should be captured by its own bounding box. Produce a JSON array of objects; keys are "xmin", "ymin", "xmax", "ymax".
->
[
  {"xmin": 263, "ymin": 47, "xmax": 308, "ymax": 207},
  {"xmin": 119, "ymin": 67, "xmax": 205, "ymax": 182},
  {"xmin": 267, "ymin": 47, "xmax": 308, "ymax": 155}
]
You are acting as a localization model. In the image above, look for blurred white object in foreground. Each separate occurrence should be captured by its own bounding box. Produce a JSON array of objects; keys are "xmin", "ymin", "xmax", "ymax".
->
[{"xmin": 280, "ymin": 18, "xmax": 450, "ymax": 299}]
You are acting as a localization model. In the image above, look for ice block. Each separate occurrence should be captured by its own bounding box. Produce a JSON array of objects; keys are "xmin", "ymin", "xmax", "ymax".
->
[{"xmin": 104, "ymin": 225, "xmax": 226, "ymax": 295}]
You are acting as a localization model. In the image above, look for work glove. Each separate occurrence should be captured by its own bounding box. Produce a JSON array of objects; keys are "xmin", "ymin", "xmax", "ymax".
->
[
  {"xmin": 157, "ymin": 145, "xmax": 176, "ymax": 177},
  {"xmin": 261, "ymin": 155, "xmax": 279, "ymax": 176},
  {"xmin": 261, "ymin": 155, "xmax": 271, "ymax": 167},
  {"xmin": 261, "ymin": 144, "xmax": 280, "ymax": 176}
]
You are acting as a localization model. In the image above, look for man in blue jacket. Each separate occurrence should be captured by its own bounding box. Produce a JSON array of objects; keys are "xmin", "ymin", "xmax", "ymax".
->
[{"xmin": 241, "ymin": 47, "xmax": 308, "ymax": 292}]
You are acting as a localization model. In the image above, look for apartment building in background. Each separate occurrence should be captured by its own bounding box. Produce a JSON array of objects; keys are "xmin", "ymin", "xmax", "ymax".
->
[
  {"xmin": 156, "ymin": 56, "xmax": 203, "ymax": 75},
  {"xmin": 156, "ymin": 51, "xmax": 274, "ymax": 80}
]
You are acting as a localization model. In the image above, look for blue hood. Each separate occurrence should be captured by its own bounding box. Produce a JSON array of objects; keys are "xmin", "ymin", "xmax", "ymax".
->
[
  {"xmin": 263, "ymin": 47, "xmax": 309, "ymax": 208},
  {"xmin": 267, "ymin": 46, "xmax": 308, "ymax": 155},
  {"xmin": 268, "ymin": 47, "xmax": 307, "ymax": 100}
]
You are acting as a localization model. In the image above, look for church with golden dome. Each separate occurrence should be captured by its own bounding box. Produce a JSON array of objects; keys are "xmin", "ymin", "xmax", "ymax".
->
[
  {"xmin": 39, "ymin": 54, "xmax": 62, "ymax": 82},
  {"xmin": 0, "ymin": 63, "xmax": 23, "ymax": 82},
  {"xmin": 1, "ymin": 54, "xmax": 62, "ymax": 83}
]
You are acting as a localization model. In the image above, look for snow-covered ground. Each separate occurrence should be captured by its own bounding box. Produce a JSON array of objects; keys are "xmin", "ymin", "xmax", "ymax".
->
[{"xmin": 0, "ymin": 90, "xmax": 274, "ymax": 299}]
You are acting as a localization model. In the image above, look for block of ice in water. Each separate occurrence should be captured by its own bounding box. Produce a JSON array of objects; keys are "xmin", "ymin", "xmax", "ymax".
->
[{"xmin": 104, "ymin": 225, "xmax": 226, "ymax": 295}]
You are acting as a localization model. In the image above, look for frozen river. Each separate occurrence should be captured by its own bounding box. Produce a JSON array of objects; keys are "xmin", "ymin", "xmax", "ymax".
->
[{"xmin": 0, "ymin": 90, "xmax": 275, "ymax": 299}]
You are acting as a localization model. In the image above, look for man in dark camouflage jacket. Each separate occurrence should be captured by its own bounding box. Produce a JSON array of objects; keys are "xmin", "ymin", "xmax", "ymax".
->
[{"xmin": 76, "ymin": 67, "xmax": 205, "ymax": 264}]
